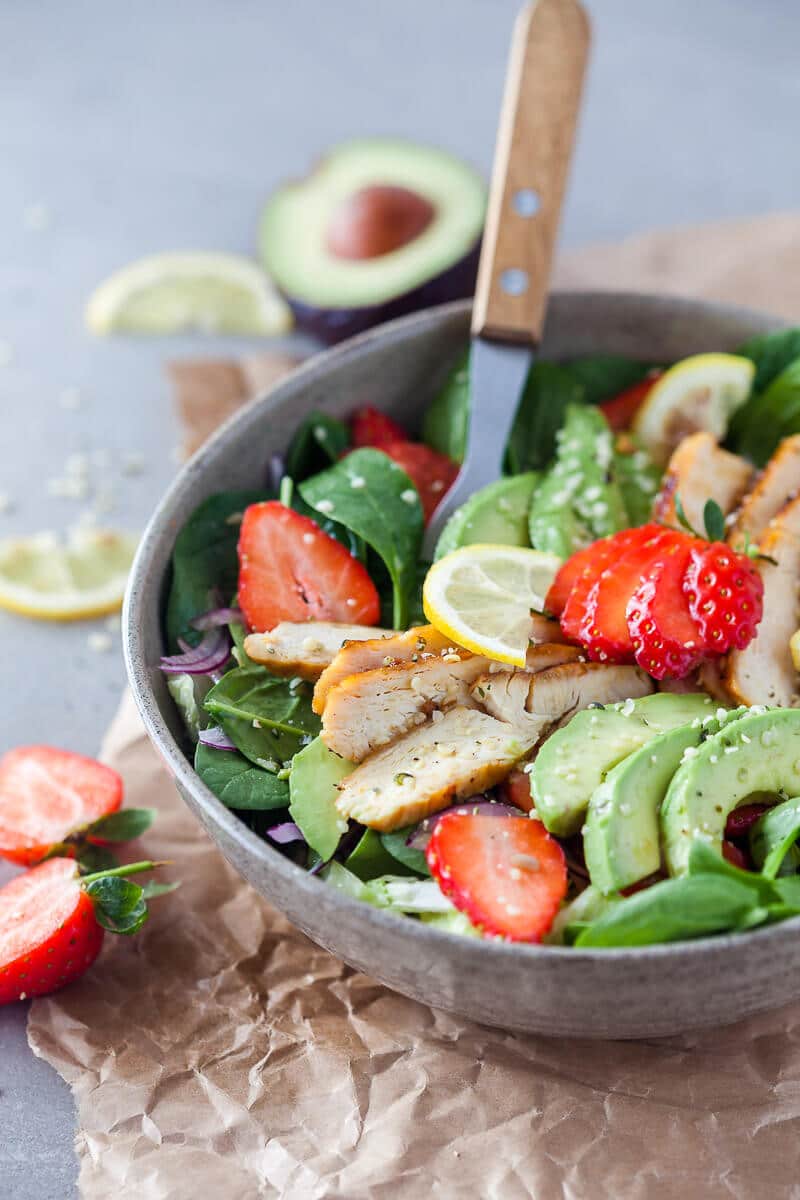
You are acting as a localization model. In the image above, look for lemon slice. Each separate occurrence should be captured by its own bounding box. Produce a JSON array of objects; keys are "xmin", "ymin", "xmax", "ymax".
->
[
  {"xmin": 86, "ymin": 252, "xmax": 292, "ymax": 336},
  {"xmin": 422, "ymin": 545, "xmax": 562, "ymax": 666},
  {"xmin": 0, "ymin": 528, "xmax": 137, "ymax": 620},
  {"xmin": 633, "ymin": 352, "xmax": 754, "ymax": 466}
]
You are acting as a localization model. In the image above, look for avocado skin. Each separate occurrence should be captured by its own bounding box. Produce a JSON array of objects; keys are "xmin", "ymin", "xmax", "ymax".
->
[
  {"xmin": 662, "ymin": 707, "xmax": 800, "ymax": 876},
  {"xmin": 433, "ymin": 473, "xmax": 539, "ymax": 561},
  {"xmin": 532, "ymin": 693, "xmax": 715, "ymax": 838}
]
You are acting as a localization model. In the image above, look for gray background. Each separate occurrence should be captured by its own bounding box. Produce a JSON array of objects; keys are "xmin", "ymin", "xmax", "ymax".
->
[{"xmin": 1, "ymin": 1, "xmax": 798, "ymax": 1195}]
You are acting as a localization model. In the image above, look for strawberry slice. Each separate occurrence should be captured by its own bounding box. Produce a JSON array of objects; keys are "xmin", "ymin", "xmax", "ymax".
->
[
  {"xmin": 599, "ymin": 372, "xmax": 662, "ymax": 432},
  {"xmin": 626, "ymin": 539, "xmax": 707, "ymax": 679},
  {"xmin": 425, "ymin": 812, "xmax": 567, "ymax": 942},
  {"xmin": 580, "ymin": 527, "xmax": 681, "ymax": 662},
  {"xmin": 351, "ymin": 406, "xmax": 407, "ymax": 449},
  {"xmin": 381, "ymin": 441, "xmax": 460, "ymax": 525},
  {"xmin": 0, "ymin": 746, "xmax": 123, "ymax": 866},
  {"xmin": 557, "ymin": 527, "xmax": 647, "ymax": 637},
  {"xmin": 238, "ymin": 501, "xmax": 381, "ymax": 633},
  {"xmin": 499, "ymin": 769, "xmax": 535, "ymax": 814}
]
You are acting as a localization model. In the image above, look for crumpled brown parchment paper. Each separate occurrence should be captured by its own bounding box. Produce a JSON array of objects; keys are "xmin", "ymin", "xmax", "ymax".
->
[{"xmin": 27, "ymin": 214, "xmax": 800, "ymax": 1199}]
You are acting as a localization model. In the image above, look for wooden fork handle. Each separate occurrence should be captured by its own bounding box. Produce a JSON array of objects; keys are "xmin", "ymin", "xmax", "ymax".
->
[{"xmin": 471, "ymin": 0, "xmax": 591, "ymax": 345}]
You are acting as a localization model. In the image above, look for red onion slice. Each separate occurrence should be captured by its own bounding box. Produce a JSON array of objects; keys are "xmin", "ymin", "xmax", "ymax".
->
[
  {"xmin": 406, "ymin": 798, "xmax": 519, "ymax": 852},
  {"xmin": 267, "ymin": 821, "xmax": 306, "ymax": 845},
  {"xmin": 160, "ymin": 626, "xmax": 231, "ymax": 675},
  {"xmin": 191, "ymin": 606, "xmax": 245, "ymax": 631},
  {"xmin": 198, "ymin": 725, "xmax": 237, "ymax": 751}
]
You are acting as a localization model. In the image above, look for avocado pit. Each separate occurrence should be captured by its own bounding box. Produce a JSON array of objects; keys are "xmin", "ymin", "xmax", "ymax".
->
[{"xmin": 326, "ymin": 185, "xmax": 436, "ymax": 261}]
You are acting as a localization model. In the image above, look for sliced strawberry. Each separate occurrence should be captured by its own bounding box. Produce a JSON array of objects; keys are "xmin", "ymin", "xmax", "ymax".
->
[
  {"xmin": 351, "ymin": 406, "xmax": 407, "ymax": 449},
  {"xmin": 599, "ymin": 372, "xmax": 662, "ymax": 432},
  {"xmin": 499, "ymin": 769, "xmax": 535, "ymax": 814},
  {"xmin": 381, "ymin": 441, "xmax": 460, "ymax": 525},
  {"xmin": 425, "ymin": 812, "xmax": 567, "ymax": 942},
  {"xmin": 683, "ymin": 542, "xmax": 764, "ymax": 654},
  {"xmin": 0, "ymin": 858, "xmax": 104, "ymax": 1003},
  {"xmin": 626, "ymin": 539, "xmax": 707, "ymax": 679},
  {"xmin": 558, "ymin": 528, "xmax": 646, "ymax": 638},
  {"xmin": 547, "ymin": 535, "xmax": 622, "ymax": 618},
  {"xmin": 238, "ymin": 501, "xmax": 381, "ymax": 633},
  {"xmin": 0, "ymin": 746, "xmax": 123, "ymax": 867}
]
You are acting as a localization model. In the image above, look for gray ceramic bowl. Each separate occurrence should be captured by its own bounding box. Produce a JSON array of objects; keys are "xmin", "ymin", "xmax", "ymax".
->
[{"xmin": 124, "ymin": 292, "xmax": 800, "ymax": 1040}]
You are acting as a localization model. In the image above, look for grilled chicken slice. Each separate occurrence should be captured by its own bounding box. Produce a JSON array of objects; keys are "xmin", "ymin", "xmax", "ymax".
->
[
  {"xmin": 322, "ymin": 643, "xmax": 582, "ymax": 762},
  {"xmin": 725, "ymin": 494, "xmax": 800, "ymax": 707},
  {"xmin": 335, "ymin": 661, "xmax": 653, "ymax": 830},
  {"xmin": 728, "ymin": 435, "xmax": 800, "ymax": 551},
  {"xmin": 313, "ymin": 625, "xmax": 451, "ymax": 714},
  {"xmin": 529, "ymin": 613, "xmax": 568, "ymax": 645},
  {"xmin": 244, "ymin": 621, "xmax": 394, "ymax": 680},
  {"xmin": 653, "ymin": 432, "xmax": 752, "ymax": 533},
  {"xmin": 475, "ymin": 662, "xmax": 653, "ymax": 728}
]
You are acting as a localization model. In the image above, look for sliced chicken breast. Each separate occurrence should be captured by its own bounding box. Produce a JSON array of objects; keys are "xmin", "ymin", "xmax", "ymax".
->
[
  {"xmin": 244, "ymin": 621, "xmax": 394, "ymax": 680},
  {"xmin": 725, "ymin": 494, "xmax": 800, "ymax": 707},
  {"xmin": 475, "ymin": 662, "xmax": 653, "ymax": 728},
  {"xmin": 653, "ymin": 432, "xmax": 752, "ymax": 533},
  {"xmin": 728, "ymin": 434, "xmax": 800, "ymax": 551},
  {"xmin": 313, "ymin": 625, "xmax": 452, "ymax": 714}
]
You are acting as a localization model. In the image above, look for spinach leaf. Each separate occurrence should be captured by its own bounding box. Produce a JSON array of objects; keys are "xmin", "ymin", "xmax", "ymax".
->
[
  {"xmin": 299, "ymin": 448, "xmax": 424, "ymax": 628},
  {"xmin": 165, "ymin": 490, "xmax": 267, "ymax": 650},
  {"xmin": 345, "ymin": 829, "xmax": 416, "ymax": 880},
  {"xmin": 422, "ymin": 349, "xmax": 470, "ymax": 463},
  {"xmin": 729, "ymin": 359, "xmax": 800, "ymax": 466},
  {"xmin": 750, "ymin": 797, "xmax": 800, "ymax": 879},
  {"xmin": 379, "ymin": 827, "xmax": 430, "ymax": 876},
  {"xmin": 737, "ymin": 328, "xmax": 800, "ymax": 393},
  {"xmin": 564, "ymin": 355, "xmax": 656, "ymax": 406},
  {"xmin": 506, "ymin": 362, "xmax": 585, "ymax": 474},
  {"xmin": 288, "ymin": 736, "xmax": 352, "ymax": 861},
  {"xmin": 686, "ymin": 838, "xmax": 779, "ymax": 902},
  {"xmin": 204, "ymin": 666, "xmax": 319, "ymax": 768},
  {"xmin": 195, "ymin": 741, "xmax": 290, "ymax": 810},
  {"xmin": 285, "ymin": 412, "xmax": 350, "ymax": 482},
  {"xmin": 574, "ymin": 873, "xmax": 761, "ymax": 947}
]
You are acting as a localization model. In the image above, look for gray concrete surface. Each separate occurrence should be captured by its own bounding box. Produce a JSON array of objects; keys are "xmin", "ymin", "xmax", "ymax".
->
[{"xmin": 1, "ymin": 1, "xmax": 798, "ymax": 1195}]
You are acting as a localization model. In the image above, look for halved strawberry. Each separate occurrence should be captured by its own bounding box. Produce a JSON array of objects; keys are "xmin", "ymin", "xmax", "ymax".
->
[
  {"xmin": 351, "ymin": 406, "xmax": 407, "ymax": 449},
  {"xmin": 499, "ymin": 769, "xmax": 535, "ymax": 814},
  {"xmin": 0, "ymin": 746, "xmax": 123, "ymax": 866},
  {"xmin": 238, "ymin": 501, "xmax": 381, "ymax": 632},
  {"xmin": 381, "ymin": 441, "xmax": 460, "ymax": 525},
  {"xmin": 683, "ymin": 541, "xmax": 764, "ymax": 654},
  {"xmin": 599, "ymin": 372, "xmax": 662, "ymax": 433},
  {"xmin": 626, "ymin": 539, "xmax": 707, "ymax": 679},
  {"xmin": 557, "ymin": 527, "xmax": 647, "ymax": 637},
  {"xmin": 425, "ymin": 812, "xmax": 567, "ymax": 942}
]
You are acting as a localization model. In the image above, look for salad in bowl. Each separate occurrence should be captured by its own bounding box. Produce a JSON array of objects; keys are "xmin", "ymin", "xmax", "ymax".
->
[{"xmin": 160, "ymin": 324, "xmax": 800, "ymax": 950}]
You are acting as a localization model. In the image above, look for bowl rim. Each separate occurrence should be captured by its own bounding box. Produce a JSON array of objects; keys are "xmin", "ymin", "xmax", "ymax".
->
[{"xmin": 123, "ymin": 289, "xmax": 800, "ymax": 965}]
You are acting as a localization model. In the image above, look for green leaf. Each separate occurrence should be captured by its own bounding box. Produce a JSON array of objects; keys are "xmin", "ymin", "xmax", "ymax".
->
[
  {"xmin": 737, "ymin": 328, "xmax": 800, "ymax": 393},
  {"xmin": 204, "ymin": 665, "xmax": 319, "ymax": 768},
  {"xmin": 729, "ymin": 358, "xmax": 800, "ymax": 466},
  {"xmin": 749, "ymin": 797, "xmax": 800, "ymax": 879},
  {"xmin": 769, "ymin": 875, "xmax": 800, "ymax": 913},
  {"xmin": 564, "ymin": 355, "xmax": 656, "ymax": 406},
  {"xmin": 506, "ymin": 362, "xmax": 585, "ymax": 474},
  {"xmin": 686, "ymin": 838, "xmax": 778, "ymax": 902},
  {"xmin": 194, "ymin": 742, "xmax": 290, "ymax": 810},
  {"xmin": 422, "ymin": 349, "xmax": 470, "ymax": 463},
  {"xmin": 140, "ymin": 880, "xmax": 181, "ymax": 899},
  {"xmin": 86, "ymin": 808, "xmax": 156, "ymax": 843},
  {"xmin": 321, "ymin": 863, "xmax": 455, "ymax": 915},
  {"xmin": 703, "ymin": 498, "xmax": 726, "ymax": 543},
  {"xmin": 165, "ymin": 490, "xmax": 268, "ymax": 650},
  {"xmin": 673, "ymin": 492, "xmax": 697, "ymax": 536},
  {"xmin": 166, "ymin": 673, "xmax": 213, "ymax": 741},
  {"xmin": 288, "ymin": 736, "xmax": 353, "ymax": 861},
  {"xmin": 344, "ymin": 829, "xmax": 416, "ymax": 881},
  {"xmin": 76, "ymin": 843, "xmax": 119, "ymax": 873},
  {"xmin": 379, "ymin": 827, "xmax": 430, "ymax": 876},
  {"xmin": 299, "ymin": 448, "xmax": 424, "ymax": 628},
  {"xmin": 85, "ymin": 877, "xmax": 148, "ymax": 935},
  {"xmin": 419, "ymin": 910, "xmax": 481, "ymax": 937},
  {"xmin": 575, "ymin": 873, "xmax": 761, "ymax": 947},
  {"xmin": 285, "ymin": 412, "xmax": 350, "ymax": 481}
]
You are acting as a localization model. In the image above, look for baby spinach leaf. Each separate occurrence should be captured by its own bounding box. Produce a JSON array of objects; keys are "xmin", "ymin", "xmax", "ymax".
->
[
  {"xmin": 285, "ymin": 412, "xmax": 350, "ymax": 482},
  {"xmin": 729, "ymin": 358, "xmax": 800, "ymax": 466},
  {"xmin": 506, "ymin": 362, "xmax": 585, "ymax": 474},
  {"xmin": 750, "ymin": 797, "xmax": 800, "ymax": 879},
  {"xmin": 194, "ymin": 742, "xmax": 290, "ymax": 810},
  {"xmin": 204, "ymin": 666, "xmax": 319, "ymax": 768},
  {"xmin": 299, "ymin": 448, "xmax": 424, "ymax": 628},
  {"xmin": 686, "ymin": 838, "xmax": 778, "ymax": 902},
  {"xmin": 344, "ymin": 829, "xmax": 416, "ymax": 881},
  {"xmin": 422, "ymin": 349, "xmax": 470, "ymax": 463},
  {"xmin": 737, "ymin": 327, "xmax": 800, "ymax": 393},
  {"xmin": 379, "ymin": 827, "xmax": 430, "ymax": 876},
  {"xmin": 165, "ymin": 490, "xmax": 267, "ymax": 650},
  {"xmin": 564, "ymin": 355, "xmax": 656, "ymax": 406},
  {"xmin": 288, "ymin": 736, "xmax": 352, "ymax": 861}
]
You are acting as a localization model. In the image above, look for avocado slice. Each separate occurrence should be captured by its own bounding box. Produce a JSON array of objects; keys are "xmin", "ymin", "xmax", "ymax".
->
[
  {"xmin": 662, "ymin": 707, "xmax": 800, "ymax": 876},
  {"xmin": 288, "ymin": 735, "xmax": 353, "ymax": 861},
  {"xmin": 532, "ymin": 693, "xmax": 715, "ymax": 837},
  {"xmin": 433, "ymin": 473, "xmax": 539, "ymax": 561},
  {"xmin": 259, "ymin": 139, "xmax": 486, "ymax": 343}
]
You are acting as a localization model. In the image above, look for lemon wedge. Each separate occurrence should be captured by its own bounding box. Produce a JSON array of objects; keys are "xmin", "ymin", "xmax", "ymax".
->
[
  {"xmin": 86, "ymin": 251, "xmax": 292, "ymax": 336},
  {"xmin": 0, "ymin": 528, "xmax": 137, "ymax": 620},
  {"xmin": 633, "ymin": 352, "xmax": 754, "ymax": 466},
  {"xmin": 422, "ymin": 545, "xmax": 561, "ymax": 666}
]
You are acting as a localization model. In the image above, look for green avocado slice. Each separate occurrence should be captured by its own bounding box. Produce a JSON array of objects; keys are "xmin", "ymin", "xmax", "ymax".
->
[
  {"xmin": 433, "ymin": 472, "xmax": 539, "ymax": 560},
  {"xmin": 531, "ymin": 693, "xmax": 715, "ymax": 837},
  {"xmin": 289, "ymin": 736, "xmax": 353, "ymax": 861},
  {"xmin": 662, "ymin": 707, "xmax": 800, "ymax": 876}
]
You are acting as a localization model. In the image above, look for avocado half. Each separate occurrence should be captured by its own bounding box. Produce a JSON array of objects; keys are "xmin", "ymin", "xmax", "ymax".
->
[{"xmin": 259, "ymin": 139, "xmax": 486, "ymax": 343}]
